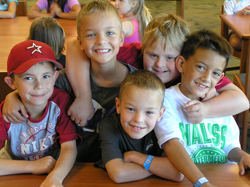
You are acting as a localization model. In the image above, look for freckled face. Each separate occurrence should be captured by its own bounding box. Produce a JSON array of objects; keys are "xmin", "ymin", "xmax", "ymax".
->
[{"xmin": 143, "ymin": 39, "xmax": 180, "ymax": 84}]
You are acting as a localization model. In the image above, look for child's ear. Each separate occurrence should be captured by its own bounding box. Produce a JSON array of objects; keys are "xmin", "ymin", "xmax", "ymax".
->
[
  {"xmin": 4, "ymin": 77, "xmax": 17, "ymax": 90},
  {"xmin": 175, "ymin": 55, "xmax": 185, "ymax": 73},
  {"xmin": 156, "ymin": 106, "xmax": 166, "ymax": 122},
  {"xmin": 115, "ymin": 97, "xmax": 121, "ymax": 114},
  {"xmin": 77, "ymin": 36, "xmax": 84, "ymax": 51},
  {"xmin": 119, "ymin": 31, "xmax": 125, "ymax": 47},
  {"xmin": 219, "ymin": 72, "xmax": 224, "ymax": 82},
  {"xmin": 53, "ymin": 70, "xmax": 59, "ymax": 83}
]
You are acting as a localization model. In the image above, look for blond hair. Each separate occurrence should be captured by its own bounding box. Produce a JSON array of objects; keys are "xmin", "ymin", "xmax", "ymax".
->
[
  {"xmin": 119, "ymin": 70, "xmax": 165, "ymax": 105},
  {"xmin": 123, "ymin": 0, "xmax": 151, "ymax": 41},
  {"xmin": 76, "ymin": 0, "xmax": 122, "ymax": 37},
  {"xmin": 142, "ymin": 13, "xmax": 189, "ymax": 53},
  {"xmin": 27, "ymin": 17, "xmax": 65, "ymax": 59}
]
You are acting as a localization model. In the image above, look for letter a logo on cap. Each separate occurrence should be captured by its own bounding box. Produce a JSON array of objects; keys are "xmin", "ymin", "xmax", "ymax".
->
[{"xmin": 26, "ymin": 42, "xmax": 43, "ymax": 55}]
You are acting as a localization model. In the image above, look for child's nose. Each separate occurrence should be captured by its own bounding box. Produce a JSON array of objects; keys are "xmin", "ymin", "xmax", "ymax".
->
[
  {"xmin": 133, "ymin": 112, "xmax": 143, "ymax": 123},
  {"xmin": 96, "ymin": 35, "xmax": 106, "ymax": 45},
  {"xmin": 155, "ymin": 57, "xmax": 165, "ymax": 68},
  {"xmin": 34, "ymin": 80, "xmax": 43, "ymax": 90},
  {"xmin": 202, "ymin": 72, "xmax": 211, "ymax": 82}
]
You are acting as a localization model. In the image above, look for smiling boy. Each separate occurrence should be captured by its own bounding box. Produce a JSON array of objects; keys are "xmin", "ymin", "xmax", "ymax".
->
[
  {"xmin": 155, "ymin": 29, "xmax": 250, "ymax": 187},
  {"xmin": 98, "ymin": 70, "xmax": 183, "ymax": 183},
  {"xmin": 0, "ymin": 40, "xmax": 78, "ymax": 186}
]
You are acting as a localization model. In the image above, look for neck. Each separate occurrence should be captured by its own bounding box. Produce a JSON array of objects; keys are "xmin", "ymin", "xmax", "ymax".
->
[
  {"xmin": 91, "ymin": 59, "xmax": 128, "ymax": 88},
  {"xmin": 23, "ymin": 103, "xmax": 47, "ymax": 120}
]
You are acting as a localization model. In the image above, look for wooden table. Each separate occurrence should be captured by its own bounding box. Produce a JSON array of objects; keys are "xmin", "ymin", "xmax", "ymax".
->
[
  {"xmin": 220, "ymin": 14, "xmax": 250, "ymax": 74},
  {"xmin": 0, "ymin": 16, "xmax": 77, "ymax": 72},
  {"xmin": 0, "ymin": 163, "xmax": 249, "ymax": 187}
]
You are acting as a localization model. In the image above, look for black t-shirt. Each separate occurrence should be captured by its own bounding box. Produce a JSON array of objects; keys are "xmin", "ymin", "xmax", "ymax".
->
[{"xmin": 97, "ymin": 113, "xmax": 162, "ymax": 168}]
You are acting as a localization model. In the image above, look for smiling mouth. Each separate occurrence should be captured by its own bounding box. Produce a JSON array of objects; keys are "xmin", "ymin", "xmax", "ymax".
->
[
  {"xmin": 95, "ymin": 49, "xmax": 110, "ymax": 53},
  {"xmin": 195, "ymin": 82, "xmax": 209, "ymax": 89},
  {"xmin": 129, "ymin": 124, "xmax": 146, "ymax": 130},
  {"xmin": 153, "ymin": 68, "xmax": 169, "ymax": 73}
]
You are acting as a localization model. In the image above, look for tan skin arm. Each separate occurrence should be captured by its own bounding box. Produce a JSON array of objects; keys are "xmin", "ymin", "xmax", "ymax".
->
[
  {"xmin": 162, "ymin": 139, "xmax": 217, "ymax": 187},
  {"xmin": 28, "ymin": 4, "xmax": 55, "ymax": 18},
  {"xmin": 52, "ymin": 4, "xmax": 80, "ymax": 19},
  {"xmin": 0, "ymin": 1, "xmax": 16, "ymax": 18},
  {"xmin": 65, "ymin": 39, "xmax": 94, "ymax": 126}
]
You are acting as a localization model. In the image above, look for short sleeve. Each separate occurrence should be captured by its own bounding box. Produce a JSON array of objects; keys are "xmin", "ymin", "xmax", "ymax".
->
[
  {"xmin": 154, "ymin": 91, "xmax": 185, "ymax": 148},
  {"xmin": 99, "ymin": 115, "xmax": 123, "ymax": 166},
  {"xmin": 215, "ymin": 76, "xmax": 231, "ymax": 90},
  {"xmin": 68, "ymin": 0, "xmax": 80, "ymax": 9},
  {"xmin": 36, "ymin": 0, "xmax": 48, "ymax": 11},
  {"xmin": 52, "ymin": 89, "xmax": 79, "ymax": 144}
]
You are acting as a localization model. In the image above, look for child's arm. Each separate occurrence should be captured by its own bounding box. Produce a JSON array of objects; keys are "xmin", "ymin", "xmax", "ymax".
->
[
  {"xmin": 184, "ymin": 83, "xmax": 249, "ymax": 124},
  {"xmin": 65, "ymin": 39, "xmax": 94, "ymax": 126},
  {"xmin": 105, "ymin": 152, "xmax": 183, "ymax": 183},
  {"xmin": 52, "ymin": 3, "xmax": 80, "ymax": 19},
  {"xmin": 2, "ymin": 90, "xmax": 28, "ymax": 123},
  {"xmin": 228, "ymin": 147, "xmax": 250, "ymax": 175},
  {"xmin": 0, "ymin": 1, "xmax": 16, "ymax": 18},
  {"xmin": 162, "ymin": 139, "xmax": 216, "ymax": 187},
  {"xmin": 123, "ymin": 151, "xmax": 184, "ymax": 181},
  {"xmin": 122, "ymin": 20, "xmax": 134, "ymax": 37},
  {"xmin": 40, "ymin": 140, "xmax": 77, "ymax": 187},
  {"xmin": 0, "ymin": 156, "xmax": 55, "ymax": 176},
  {"xmin": 28, "ymin": 4, "xmax": 55, "ymax": 19}
]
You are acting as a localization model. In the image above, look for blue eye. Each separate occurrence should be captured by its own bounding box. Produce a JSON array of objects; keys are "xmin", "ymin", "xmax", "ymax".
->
[
  {"xmin": 43, "ymin": 75, "xmax": 50, "ymax": 79},
  {"xmin": 24, "ymin": 77, "xmax": 32, "ymax": 80},
  {"xmin": 146, "ymin": 111, "xmax": 154, "ymax": 115},
  {"xmin": 150, "ymin": 54, "xmax": 157, "ymax": 58},
  {"xmin": 213, "ymin": 71, "xmax": 221, "ymax": 77},
  {"xmin": 87, "ymin": 33, "xmax": 95, "ymax": 37},
  {"xmin": 107, "ymin": 31, "xmax": 114, "ymax": 35},
  {"xmin": 127, "ymin": 107, "xmax": 135, "ymax": 112}
]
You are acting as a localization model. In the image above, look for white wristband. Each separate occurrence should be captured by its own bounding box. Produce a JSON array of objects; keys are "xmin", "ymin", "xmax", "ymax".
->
[{"xmin": 193, "ymin": 177, "xmax": 209, "ymax": 187}]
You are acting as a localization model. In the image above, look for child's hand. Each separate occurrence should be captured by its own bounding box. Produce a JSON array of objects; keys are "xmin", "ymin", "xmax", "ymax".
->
[
  {"xmin": 123, "ymin": 151, "xmax": 138, "ymax": 163},
  {"xmin": 29, "ymin": 156, "xmax": 56, "ymax": 175},
  {"xmin": 52, "ymin": 3, "xmax": 62, "ymax": 17},
  {"xmin": 238, "ymin": 151, "xmax": 250, "ymax": 175},
  {"xmin": 40, "ymin": 174, "xmax": 63, "ymax": 187},
  {"xmin": 49, "ymin": 4, "xmax": 56, "ymax": 17},
  {"xmin": 201, "ymin": 88, "xmax": 216, "ymax": 101},
  {"xmin": 2, "ymin": 91, "xmax": 28, "ymax": 123},
  {"xmin": 67, "ymin": 97, "xmax": 94, "ymax": 126},
  {"xmin": 240, "ymin": 6, "xmax": 250, "ymax": 15},
  {"xmin": 184, "ymin": 100, "xmax": 208, "ymax": 124}
]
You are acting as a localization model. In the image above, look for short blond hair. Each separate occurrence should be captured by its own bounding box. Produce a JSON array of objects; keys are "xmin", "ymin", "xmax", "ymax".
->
[
  {"xmin": 142, "ymin": 13, "xmax": 190, "ymax": 53},
  {"xmin": 119, "ymin": 70, "xmax": 165, "ymax": 105},
  {"xmin": 27, "ymin": 17, "xmax": 65, "ymax": 59},
  {"xmin": 76, "ymin": 0, "xmax": 122, "ymax": 37}
]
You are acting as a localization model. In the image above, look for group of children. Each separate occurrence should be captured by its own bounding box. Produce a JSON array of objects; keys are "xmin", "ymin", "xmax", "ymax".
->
[{"xmin": 1, "ymin": 0, "xmax": 250, "ymax": 186}]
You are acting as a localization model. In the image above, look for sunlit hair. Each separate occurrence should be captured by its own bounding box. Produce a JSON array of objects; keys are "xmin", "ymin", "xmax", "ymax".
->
[
  {"xmin": 47, "ymin": 0, "xmax": 67, "ymax": 12},
  {"xmin": 181, "ymin": 29, "xmax": 233, "ymax": 70},
  {"xmin": 119, "ymin": 70, "xmax": 165, "ymax": 105},
  {"xmin": 122, "ymin": 0, "xmax": 151, "ymax": 41},
  {"xmin": 76, "ymin": 0, "xmax": 122, "ymax": 37},
  {"xmin": 142, "ymin": 13, "xmax": 189, "ymax": 53},
  {"xmin": 27, "ymin": 17, "xmax": 65, "ymax": 59}
]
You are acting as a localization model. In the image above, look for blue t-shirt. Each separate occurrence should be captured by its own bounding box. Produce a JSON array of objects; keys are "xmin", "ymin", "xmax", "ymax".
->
[{"xmin": 0, "ymin": 0, "xmax": 18, "ymax": 11}]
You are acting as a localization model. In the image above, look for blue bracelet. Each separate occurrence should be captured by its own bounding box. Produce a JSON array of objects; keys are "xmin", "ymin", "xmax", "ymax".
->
[
  {"xmin": 143, "ymin": 155, "xmax": 154, "ymax": 171},
  {"xmin": 193, "ymin": 177, "xmax": 209, "ymax": 187}
]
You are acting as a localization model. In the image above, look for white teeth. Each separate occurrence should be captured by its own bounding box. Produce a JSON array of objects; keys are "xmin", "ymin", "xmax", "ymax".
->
[
  {"xmin": 134, "ymin": 126, "xmax": 143, "ymax": 129},
  {"xmin": 197, "ymin": 82, "xmax": 206, "ymax": 88},
  {"xmin": 96, "ymin": 49, "xmax": 109, "ymax": 53}
]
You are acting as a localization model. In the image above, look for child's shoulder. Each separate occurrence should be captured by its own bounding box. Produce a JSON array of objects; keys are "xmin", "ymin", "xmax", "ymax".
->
[{"xmin": 49, "ymin": 87, "xmax": 72, "ymax": 106}]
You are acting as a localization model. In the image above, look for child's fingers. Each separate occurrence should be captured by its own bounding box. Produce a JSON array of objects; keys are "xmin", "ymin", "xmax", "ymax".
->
[
  {"xmin": 20, "ymin": 105, "xmax": 29, "ymax": 118},
  {"xmin": 239, "ymin": 162, "xmax": 245, "ymax": 175},
  {"xmin": 184, "ymin": 100, "xmax": 200, "ymax": 108}
]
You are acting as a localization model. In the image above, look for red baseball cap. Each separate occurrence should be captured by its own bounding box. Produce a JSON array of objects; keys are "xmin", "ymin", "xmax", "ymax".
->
[{"xmin": 7, "ymin": 40, "xmax": 63, "ymax": 76}]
